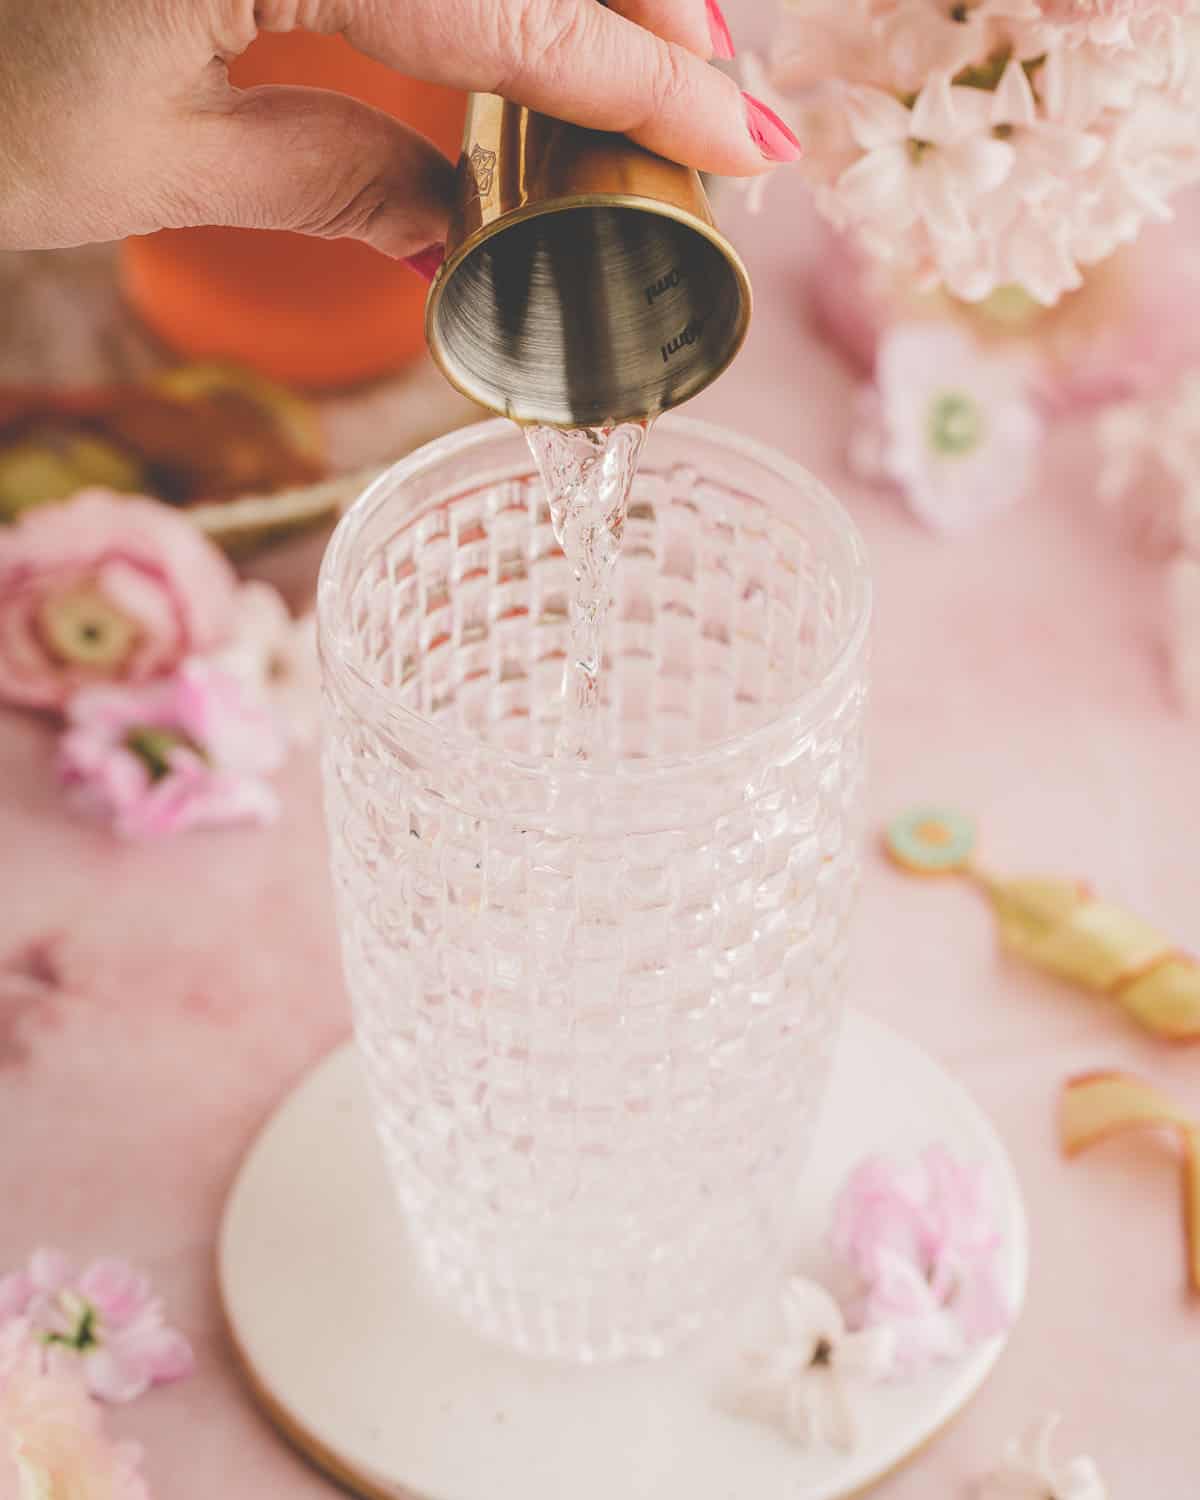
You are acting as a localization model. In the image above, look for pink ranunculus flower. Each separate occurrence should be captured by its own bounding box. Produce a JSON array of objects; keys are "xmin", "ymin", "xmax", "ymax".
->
[
  {"xmin": 830, "ymin": 1146, "xmax": 1013, "ymax": 1374},
  {"xmin": 853, "ymin": 322, "xmax": 1043, "ymax": 535},
  {"xmin": 0, "ymin": 488, "xmax": 238, "ymax": 712},
  {"xmin": 57, "ymin": 660, "xmax": 286, "ymax": 840},
  {"xmin": 0, "ymin": 1333, "xmax": 150, "ymax": 1500},
  {"xmin": 8, "ymin": 1249, "xmax": 194, "ymax": 1405}
]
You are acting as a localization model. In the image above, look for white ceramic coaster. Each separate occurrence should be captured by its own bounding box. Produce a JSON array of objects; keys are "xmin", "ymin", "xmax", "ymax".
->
[{"xmin": 219, "ymin": 1013, "xmax": 1027, "ymax": 1500}]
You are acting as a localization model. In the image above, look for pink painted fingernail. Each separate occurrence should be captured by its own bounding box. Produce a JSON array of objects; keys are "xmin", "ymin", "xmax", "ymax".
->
[
  {"xmin": 743, "ymin": 92, "xmax": 803, "ymax": 163},
  {"xmin": 706, "ymin": 0, "xmax": 736, "ymax": 61},
  {"xmin": 404, "ymin": 244, "xmax": 445, "ymax": 283}
]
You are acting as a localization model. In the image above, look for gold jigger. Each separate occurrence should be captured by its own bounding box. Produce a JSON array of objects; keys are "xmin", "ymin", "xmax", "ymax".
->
[{"xmin": 425, "ymin": 94, "xmax": 752, "ymax": 429}]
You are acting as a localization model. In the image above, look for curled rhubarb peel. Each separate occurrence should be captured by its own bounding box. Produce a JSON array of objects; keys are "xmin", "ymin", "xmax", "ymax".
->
[{"xmin": 1061, "ymin": 1072, "xmax": 1200, "ymax": 1294}]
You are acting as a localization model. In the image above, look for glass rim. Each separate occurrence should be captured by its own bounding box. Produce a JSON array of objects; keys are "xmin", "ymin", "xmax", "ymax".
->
[{"xmin": 318, "ymin": 415, "xmax": 872, "ymax": 786}]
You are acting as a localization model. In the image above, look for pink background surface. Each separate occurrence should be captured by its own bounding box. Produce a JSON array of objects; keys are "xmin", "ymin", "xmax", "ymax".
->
[{"xmin": 3, "ymin": 85, "xmax": 1200, "ymax": 1500}]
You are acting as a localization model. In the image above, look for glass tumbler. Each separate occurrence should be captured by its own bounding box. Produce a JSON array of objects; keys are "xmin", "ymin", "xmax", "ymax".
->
[{"xmin": 318, "ymin": 418, "xmax": 871, "ymax": 1363}]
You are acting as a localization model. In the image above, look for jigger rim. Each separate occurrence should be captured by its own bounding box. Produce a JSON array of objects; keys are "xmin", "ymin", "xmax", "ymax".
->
[
  {"xmin": 423, "ymin": 193, "xmax": 755, "ymax": 430},
  {"xmin": 318, "ymin": 416, "xmax": 872, "ymax": 790}
]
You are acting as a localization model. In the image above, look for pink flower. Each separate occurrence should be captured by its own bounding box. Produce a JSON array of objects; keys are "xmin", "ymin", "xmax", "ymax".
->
[
  {"xmin": 3, "ymin": 1249, "xmax": 194, "ymax": 1405},
  {"xmin": 920, "ymin": 1146, "xmax": 1011, "ymax": 1340},
  {"xmin": 0, "ymin": 489, "xmax": 238, "ymax": 712},
  {"xmin": 835, "ymin": 78, "xmax": 1014, "ymax": 257},
  {"xmin": 854, "ymin": 323, "xmax": 1042, "ymax": 534},
  {"xmin": 830, "ymin": 1156, "xmax": 928, "ymax": 1281},
  {"xmin": 830, "ymin": 1146, "xmax": 1012, "ymax": 1374},
  {"xmin": 855, "ymin": 1250, "xmax": 965, "ymax": 1375},
  {"xmin": 57, "ymin": 660, "xmax": 285, "ymax": 840},
  {"xmin": 757, "ymin": 0, "xmax": 1200, "ymax": 307},
  {"xmin": 874, "ymin": 0, "xmax": 1041, "ymax": 98},
  {"xmin": 205, "ymin": 582, "xmax": 319, "ymax": 747},
  {"xmin": 0, "ymin": 1337, "xmax": 150, "ymax": 1500},
  {"xmin": 1038, "ymin": 0, "xmax": 1187, "ymax": 42}
]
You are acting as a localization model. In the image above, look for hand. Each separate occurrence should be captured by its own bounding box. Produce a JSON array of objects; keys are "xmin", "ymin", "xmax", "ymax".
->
[{"xmin": 0, "ymin": 0, "xmax": 800, "ymax": 259}]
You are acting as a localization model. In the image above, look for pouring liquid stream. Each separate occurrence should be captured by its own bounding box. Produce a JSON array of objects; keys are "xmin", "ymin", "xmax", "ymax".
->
[{"xmin": 525, "ymin": 422, "xmax": 651, "ymax": 762}]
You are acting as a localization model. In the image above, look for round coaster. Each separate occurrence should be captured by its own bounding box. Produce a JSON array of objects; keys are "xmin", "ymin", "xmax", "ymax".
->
[{"xmin": 219, "ymin": 1013, "xmax": 1028, "ymax": 1500}]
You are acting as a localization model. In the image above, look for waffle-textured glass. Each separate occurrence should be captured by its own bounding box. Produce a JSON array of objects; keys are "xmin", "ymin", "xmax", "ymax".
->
[{"xmin": 318, "ymin": 418, "xmax": 871, "ymax": 1362}]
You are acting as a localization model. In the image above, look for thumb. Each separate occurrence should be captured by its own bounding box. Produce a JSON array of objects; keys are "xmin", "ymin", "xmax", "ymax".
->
[{"xmin": 172, "ymin": 84, "xmax": 455, "ymax": 260}]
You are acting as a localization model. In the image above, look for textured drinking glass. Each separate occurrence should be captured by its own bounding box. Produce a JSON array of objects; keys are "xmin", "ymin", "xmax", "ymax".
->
[{"xmin": 318, "ymin": 418, "xmax": 871, "ymax": 1363}]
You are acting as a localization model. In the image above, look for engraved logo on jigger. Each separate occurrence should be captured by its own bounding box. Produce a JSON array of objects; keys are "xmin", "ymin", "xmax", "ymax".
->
[{"xmin": 468, "ymin": 144, "xmax": 498, "ymax": 200}]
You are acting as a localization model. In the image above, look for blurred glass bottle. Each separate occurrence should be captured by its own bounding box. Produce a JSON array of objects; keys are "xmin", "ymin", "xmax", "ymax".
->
[{"xmin": 121, "ymin": 33, "xmax": 465, "ymax": 390}]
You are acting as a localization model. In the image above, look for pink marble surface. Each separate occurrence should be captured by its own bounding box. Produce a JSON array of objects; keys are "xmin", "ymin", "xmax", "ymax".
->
[{"xmin": 4, "ymin": 177, "xmax": 1200, "ymax": 1494}]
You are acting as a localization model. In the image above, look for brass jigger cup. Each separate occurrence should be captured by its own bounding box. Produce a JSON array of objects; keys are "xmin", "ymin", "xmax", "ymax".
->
[{"xmin": 425, "ymin": 94, "xmax": 753, "ymax": 429}]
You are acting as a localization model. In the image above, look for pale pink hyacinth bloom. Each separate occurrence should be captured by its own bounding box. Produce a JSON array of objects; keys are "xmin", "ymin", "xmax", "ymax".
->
[
  {"xmin": 58, "ymin": 660, "xmax": 285, "ymax": 840},
  {"xmin": 206, "ymin": 581, "xmax": 319, "ymax": 746},
  {"xmin": 873, "ymin": 0, "xmax": 1042, "ymax": 97},
  {"xmin": 836, "ymin": 77, "xmax": 1014, "ymax": 258},
  {"xmin": 3, "ymin": 1250, "xmax": 194, "ymax": 1404},
  {"xmin": 988, "ymin": 62, "xmax": 1105, "ymax": 217},
  {"xmin": 0, "ymin": 489, "xmax": 238, "ymax": 712},
  {"xmin": 977, "ymin": 1414, "xmax": 1108, "ymax": 1499},
  {"xmin": 1038, "ymin": 0, "xmax": 1189, "ymax": 48},
  {"xmin": 754, "ymin": 0, "xmax": 1200, "ymax": 306},
  {"xmin": 853, "ymin": 323, "xmax": 1042, "ymax": 534},
  {"xmin": 0, "ymin": 1333, "xmax": 150, "ymax": 1500},
  {"xmin": 831, "ymin": 1147, "xmax": 1012, "ymax": 1372},
  {"xmin": 735, "ymin": 1279, "xmax": 894, "ymax": 1451}
]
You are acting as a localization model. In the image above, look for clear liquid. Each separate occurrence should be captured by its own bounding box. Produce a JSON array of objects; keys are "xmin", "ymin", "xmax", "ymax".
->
[{"xmin": 525, "ymin": 422, "xmax": 650, "ymax": 761}]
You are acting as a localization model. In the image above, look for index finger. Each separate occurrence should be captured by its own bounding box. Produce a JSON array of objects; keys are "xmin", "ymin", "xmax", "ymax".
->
[{"xmin": 492, "ymin": 0, "xmax": 780, "ymax": 177}]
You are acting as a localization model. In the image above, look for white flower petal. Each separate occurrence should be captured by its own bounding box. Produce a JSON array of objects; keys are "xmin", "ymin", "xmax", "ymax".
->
[
  {"xmin": 845, "ymin": 87, "xmax": 912, "ymax": 150},
  {"xmin": 1003, "ymin": 219, "xmax": 1082, "ymax": 305},
  {"xmin": 910, "ymin": 73, "xmax": 960, "ymax": 146},
  {"xmin": 992, "ymin": 60, "xmax": 1037, "ymax": 128},
  {"xmin": 839, "ymin": 1324, "xmax": 897, "ymax": 1381},
  {"xmin": 781, "ymin": 1376, "xmax": 822, "ymax": 1445},
  {"xmin": 836, "ymin": 147, "xmax": 917, "ymax": 226},
  {"xmin": 955, "ymin": 136, "xmax": 1017, "ymax": 194},
  {"xmin": 978, "ymin": 1415, "xmax": 1108, "ymax": 1500},
  {"xmin": 1034, "ymin": 126, "xmax": 1105, "ymax": 173},
  {"xmin": 915, "ymin": 156, "xmax": 971, "ymax": 242},
  {"xmin": 941, "ymin": 251, "xmax": 996, "ymax": 302},
  {"xmin": 780, "ymin": 1278, "xmax": 846, "ymax": 1343},
  {"xmin": 821, "ymin": 1371, "xmax": 858, "ymax": 1453}
]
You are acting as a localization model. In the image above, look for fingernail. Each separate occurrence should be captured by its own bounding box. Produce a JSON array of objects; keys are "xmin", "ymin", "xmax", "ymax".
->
[
  {"xmin": 706, "ymin": 0, "xmax": 736, "ymax": 61},
  {"xmin": 404, "ymin": 244, "xmax": 445, "ymax": 283},
  {"xmin": 743, "ymin": 92, "xmax": 803, "ymax": 163}
]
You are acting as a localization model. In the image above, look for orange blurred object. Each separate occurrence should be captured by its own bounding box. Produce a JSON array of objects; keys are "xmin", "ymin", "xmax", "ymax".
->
[{"xmin": 120, "ymin": 33, "xmax": 466, "ymax": 390}]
